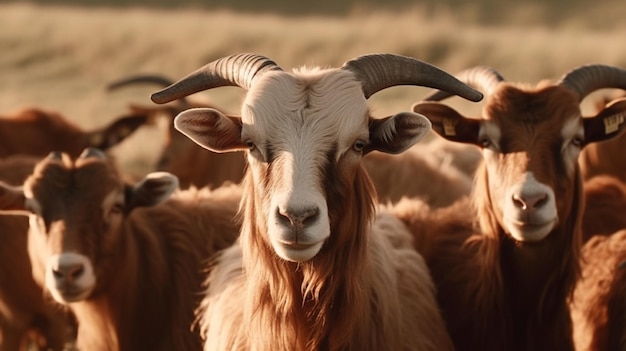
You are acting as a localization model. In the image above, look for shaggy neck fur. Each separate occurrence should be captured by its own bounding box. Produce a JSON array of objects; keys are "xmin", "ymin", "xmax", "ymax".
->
[
  {"xmin": 468, "ymin": 162, "xmax": 582, "ymax": 351},
  {"xmin": 240, "ymin": 166, "xmax": 385, "ymax": 351},
  {"xmin": 67, "ymin": 191, "xmax": 240, "ymax": 351}
]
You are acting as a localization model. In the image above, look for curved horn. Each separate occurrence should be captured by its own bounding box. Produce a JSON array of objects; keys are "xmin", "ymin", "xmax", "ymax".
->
[
  {"xmin": 47, "ymin": 151, "xmax": 63, "ymax": 161},
  {"xmin": 151, "ymin": 53, "xmax": 282, "ymax": 104},
  {"xmin": 79, "ymin": 147, "xmax": 107, "ymax": 160},
  {"xmin": 107, "ymin": 75, "xmax": 175, "ymax": 91},
  {"xmin": 557, "ymin": 64, "xmax": 626, "ymax": 101},
  {"xmin": 341, "ymin": 54, "xmax": 483, "ymax": 102},
  {"xmin": 423, "ymin": 66, "xmax": 505, "ymax": 101}
]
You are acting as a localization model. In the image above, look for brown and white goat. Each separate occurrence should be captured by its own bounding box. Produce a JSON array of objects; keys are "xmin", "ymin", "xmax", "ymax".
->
[
  {"xmin": 150, "ymin": 53, "xmax": 483, "ymax": 350},
  {"xmin": 0, "ymin": 149, "xmax": 242, "ymax": 351},
  {"xmin": 110, "ymin": 74, "xmax": 475, "ymax": 206},
  {"xmin": 402, "ymin": 64, "xmax": 626, "ymax": 351}
]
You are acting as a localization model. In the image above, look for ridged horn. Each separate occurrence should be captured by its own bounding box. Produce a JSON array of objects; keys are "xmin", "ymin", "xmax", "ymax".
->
[
  {"xmin": 557, "ymin": 64, "xmax": 626, "ymax": 101},
  {"xmin": 422, "ymin": 66, "xmax": 505, "ymax": 101},
  {"xmin": 341, "ymin": 54, "xmax": 483, "ymax": 102},
  {"xmin": 151, "ymin": 53, "xmax": 282, "ymax": 104}
]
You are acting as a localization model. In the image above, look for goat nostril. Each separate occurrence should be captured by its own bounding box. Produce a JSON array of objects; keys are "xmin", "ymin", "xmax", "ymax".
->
[
  {"xmin": 277, "ymin": 207, "xmax": 320, "ymax": 227},
  {"xmin": 512, "ymin": 194, "xmax": 527, "ymax": 210},
  {"xmin": 71, "ymin": 265, "xmax": 85, "ymax": 279}
]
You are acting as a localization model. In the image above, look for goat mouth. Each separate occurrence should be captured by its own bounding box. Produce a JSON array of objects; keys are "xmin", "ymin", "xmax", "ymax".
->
[
  {"xmin": 52, "ymin": 286, "xmax": 93, "ymax": 303},
  {"xmin": 504, "ymin": 217, "xmax": 556, "ymax": 242},
  {"xmin": 278, "ymin": 241, "xmax": 318, "ymax": 250}
]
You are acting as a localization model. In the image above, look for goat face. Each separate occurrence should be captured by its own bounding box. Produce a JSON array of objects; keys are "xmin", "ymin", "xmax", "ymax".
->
[
  {"xmin": 0, "ymin": 149, "xmax": 178, "ymax": 304},
  {"xmin": 414, "ymin": 83, "xmax": 626, "ymax": 242},
  {"xmin": 175, "ymin": 69, "xmax": 431, "ymax": 262}
]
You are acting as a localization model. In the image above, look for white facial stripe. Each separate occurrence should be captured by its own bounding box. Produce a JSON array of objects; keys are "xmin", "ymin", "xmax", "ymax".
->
[
  {"xmin": 45, "ymin": 253, "xmax": 96, "ymax": 304},
  {"xmin": 479, "ymin": 121, "xmax": 501, "ymax": 149},
  {"xmin": 561, "ymin": 116, "xmax": 584, "ymax": 176},
  {"xmin": 244, "ymin": 69, "xmax": 370, "ymax": 262}
]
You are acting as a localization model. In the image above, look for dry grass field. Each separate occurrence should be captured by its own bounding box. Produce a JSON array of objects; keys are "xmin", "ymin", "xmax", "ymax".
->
[{"xmin": 1, "ymin": 0, "xmax": 626, "ymax": 177}]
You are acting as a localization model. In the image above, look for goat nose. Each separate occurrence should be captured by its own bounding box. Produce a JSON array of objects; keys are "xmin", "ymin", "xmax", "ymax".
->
[
  {"xmin": 512, "ymin": 192, "xmax": 548, "ymax": 211},
  {"xmin": 277, "ymin": 206, "xmax": 320, "ymax": 228},
  {"xmin": 52, "ymin": 262, "xmax": 85, "ymax": 283}
]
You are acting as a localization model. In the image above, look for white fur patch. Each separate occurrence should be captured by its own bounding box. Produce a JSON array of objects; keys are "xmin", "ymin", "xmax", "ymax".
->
[{"xmin": 45, "ymin": 253, "xmax": 96, "ymax": 304}]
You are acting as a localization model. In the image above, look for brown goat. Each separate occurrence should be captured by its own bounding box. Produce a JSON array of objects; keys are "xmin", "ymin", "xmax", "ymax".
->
[
  {"xmin": 0, "ymin": 149, "xmax": 242, "ymax": 351},
  {"xmin": 108, "ymin": 74, "xmax": 478, "ymax": 206},
  {"xmin": 402, "ymin": 64, "xmax": 626, "ymax": 351},
  {"xmin": 0, "ymin": 107, "xmax": 149, "ymax": 159},
  {"xmin": 0, "ymin": 156, "xmax": 74, "ymax": 351},
  {"xmin": 0, "ymin": 106, "xmax": 151, "ymax": 351},
  {"xmin": 151, "ymin": 53, "xmax": 483, "ymax": 350}
]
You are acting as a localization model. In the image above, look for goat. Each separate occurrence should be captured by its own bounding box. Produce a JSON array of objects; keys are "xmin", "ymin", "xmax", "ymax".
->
[
  {"xmin": 0, "ymin": 155, "xmax": 74, "ymax": 351},
  {"xmin": 0, "ymin": 149, "xmax": 242, "ymax": 351},
  {"xmin": 0, "ymin": 107, "xmax": 149, "ymax": 159},
  {"xmin": 150, "ymin": 53, "xmax": 482, "ymax": 350},
  {"xmin": 109, "ymin": 74, "xmax": 476, "ymax": 206},
  {"xmin": 401, "ymin": 64, "xmax": 626, "ymax": 351}
]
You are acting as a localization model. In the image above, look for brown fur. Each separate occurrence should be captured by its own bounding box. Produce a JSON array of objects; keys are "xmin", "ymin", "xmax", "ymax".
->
[
  {"xmin": 0, "ymin": 107, "xmax": 148, "ymax": 159},
  {"xmin": 23, "ymin": 155, "xmax": 242, "ymax": 351},
  {"xmin": 0, "ymin": 156, "xmax": 74, "ymax": 351},
  {"xmin": 571, "ymin": 230, "xmax": 626, "ymax": 351},
  {"xmin": 197, "ymin": 165, "xmax": 453, "ymax": 351},
  {"xmin": 364, "ymin": 144, "xmax": 474, "ymax": 208},
  {"xmin": 582, "ymin": 175, "xmax": 626, "ymax": 241}
]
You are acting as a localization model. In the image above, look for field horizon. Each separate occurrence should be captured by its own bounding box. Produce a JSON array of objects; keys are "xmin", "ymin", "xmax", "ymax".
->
[{"xmin": 2, "ymin": 1, "xmax": 626, "ymax": 177}]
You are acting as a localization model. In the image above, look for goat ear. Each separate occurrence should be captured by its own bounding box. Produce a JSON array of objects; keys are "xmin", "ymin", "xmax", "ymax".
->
[
  {"xmin": 366, "ymin": 112, "xmax": 431, "ymax": 154},
  {"xmin": 125, "ymin": 172, "xmax": 179, "ymax": 211},
  {"xmin": 583, "ymin": 98, "xmax": 626, "ymax": 144},
  {"xmin": 87, "ymin": 114, "xmax": 151, "ymax": 150},
  {"xmin": 412, "ymin": 102, "xmax": 481, "ymax": 145},
  {"xmin": 174, "ymin": 108, "xmax": 245, "ymax": 153},
  {"xmin": 0, "ymin": 182, "xmax": 28, "ymax": 213}
]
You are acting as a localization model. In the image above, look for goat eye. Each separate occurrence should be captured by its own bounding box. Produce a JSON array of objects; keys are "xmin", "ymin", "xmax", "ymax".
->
[
  {"xmin": 571, "ymin": 136, "xmax": 584, "ymax": 148},
  {"xmin": 245, "ymin": 140, "xmax": 256, "ymax": 151},
  {"xmin": 480, "ymin": 138, "xmax": 492, "ymax": 148},
  {"xmin": 353, "ymin": 140, "xmax": 366, "ymax": 152},
  {"xmin": 111, "ymin": 203, "xmax": 124, "ymax": 214}
]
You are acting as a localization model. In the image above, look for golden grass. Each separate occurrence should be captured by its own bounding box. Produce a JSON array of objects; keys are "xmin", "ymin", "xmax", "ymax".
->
[{"xmin": 2, "ymin": 2, "xmax": 626, "ymax": 177}]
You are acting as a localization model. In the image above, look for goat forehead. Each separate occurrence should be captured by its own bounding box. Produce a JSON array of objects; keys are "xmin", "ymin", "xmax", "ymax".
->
[
  {"xmin": 28, "ymin": 160, "xmax": 122, "ymax": 213},
  {"xmin": 242, "ymin": 69, "xmax": 369, "ymax": 150}
]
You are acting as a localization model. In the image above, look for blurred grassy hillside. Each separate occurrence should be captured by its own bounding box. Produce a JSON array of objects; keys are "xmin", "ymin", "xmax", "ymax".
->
[{"xmin": 2, "ymin": 0, "xmax": 626, "ymax": 177}]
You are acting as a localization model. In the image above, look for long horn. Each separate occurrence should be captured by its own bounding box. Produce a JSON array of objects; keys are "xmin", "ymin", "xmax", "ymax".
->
[
  {"xmin": 107, "ymin": 74, "xmax": 192, "ymax": 105},
  {"xmin": 341, "ymin": 54, "xmax": 483, "ymax": 102},
  {"xmin": 423, "ymin": 66, "xmax": 505, "ymax": 101},
  {"xmin": 151, "ymin": 53, "xmax": 282, "ymax": 104},
  {"xmin": 107, "ymin": 75, "xmax": 175, "ymax": 91},
  {"xmin": 558, "ymin": 64, "xmax": 626, "ymax": 101}
]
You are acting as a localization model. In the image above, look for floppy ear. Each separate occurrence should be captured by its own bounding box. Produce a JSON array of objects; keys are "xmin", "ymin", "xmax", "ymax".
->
[
  {"xmin": 125, "ymin": 172, "xmax": 179, "ymax": 212},
  {"xmin": 174, "ymin": 108, "xmax": 246, "ymax": 153},
  {"xmin": 0, "ymin": 181, "xmax": 28, "ymax": 214},
  {"xmin": 87, "ymin": 114, "xmax": 152, "ymax": 150},
  {"xmin": 365, "ymin": 112, "xmax": 431, "ymax": 154},
  {"xmin": 412, "ymin": 101, "xmax": 481, "ymax": 145},
  {"xmin": 583, "ymin": 98, "xmax": 626, "ymax": 144}
]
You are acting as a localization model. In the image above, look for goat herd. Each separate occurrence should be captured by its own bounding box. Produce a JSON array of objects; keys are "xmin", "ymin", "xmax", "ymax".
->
[{"xmin": 1, "ymin": 52, "xmax": 626, "ymax": 351}]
